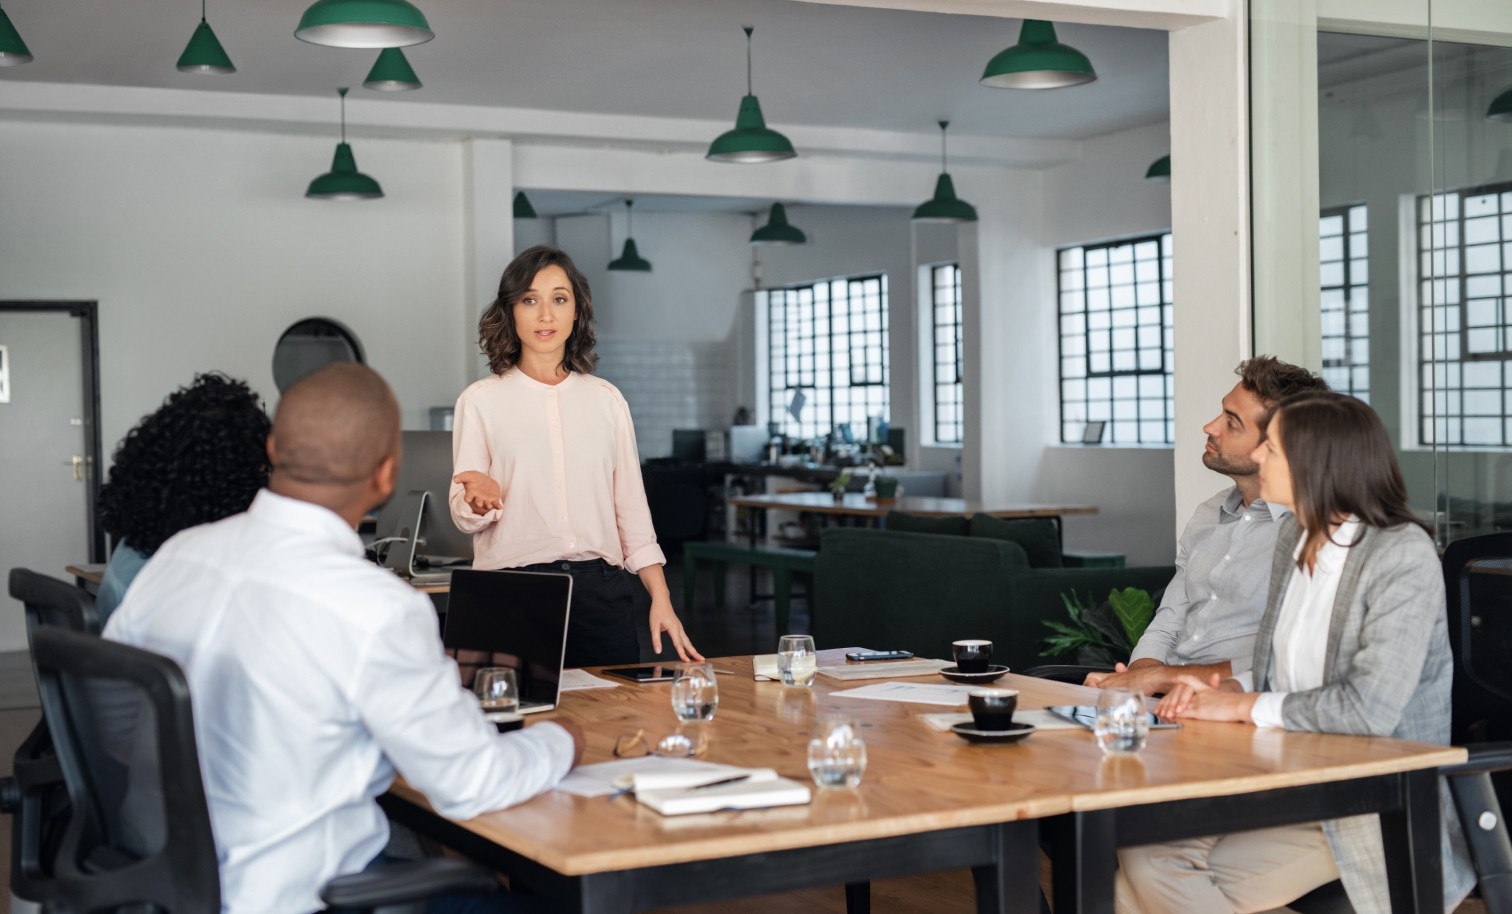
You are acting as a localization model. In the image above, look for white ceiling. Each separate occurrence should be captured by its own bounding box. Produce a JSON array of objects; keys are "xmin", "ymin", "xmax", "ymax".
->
[{"xmin": 0, "ymin": 0, "xmax": 1171, "ymax": 142}]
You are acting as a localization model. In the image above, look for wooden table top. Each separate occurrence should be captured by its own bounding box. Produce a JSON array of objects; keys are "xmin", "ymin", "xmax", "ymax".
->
[
  {"xmin": 65, "ymin": 563, "xmax": 106, "ymax": 585},
  {"xmin": 726, "ymin": 492, "xmax": 1099, "ymax": 519},
  {"xmin": 389, "ymin": 650, "xmax": 1463, "ymax": 877}
]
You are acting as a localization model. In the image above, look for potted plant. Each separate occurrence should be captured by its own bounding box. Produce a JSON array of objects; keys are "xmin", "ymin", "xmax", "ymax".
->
[
  {"xmin": 828, "ymin": 470, "xmax": 853, "ymax": 502},
  {"xmin": 1039, "ymin": 587, "xmax": 1155, "ymax": 666}
]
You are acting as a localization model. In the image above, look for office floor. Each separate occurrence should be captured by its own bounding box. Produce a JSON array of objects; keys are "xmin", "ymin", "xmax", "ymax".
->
[{"xmin": 0, "ymin": 566, "xmax": 1487, "ymax": 912}]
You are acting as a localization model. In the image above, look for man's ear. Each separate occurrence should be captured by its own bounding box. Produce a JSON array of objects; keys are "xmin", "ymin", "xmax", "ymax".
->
[
  {"xmin": 373, "ymin": 452, "xmax": 399, "ymax": 502},
  {"xmin": 265, "ymin": 432, "xmax": 278, "ymax": 470}
]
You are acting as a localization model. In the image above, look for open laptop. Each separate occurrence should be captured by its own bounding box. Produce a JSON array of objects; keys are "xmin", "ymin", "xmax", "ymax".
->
[
  {"xmin": 378, "ymin": 490, "xmax": 470, "ymax": 585},
  {"xmin": 443, "ymin": 569, "xmax": 573, "ymax": 714}
]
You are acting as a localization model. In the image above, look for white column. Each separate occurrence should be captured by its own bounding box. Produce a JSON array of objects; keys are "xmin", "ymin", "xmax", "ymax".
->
[{"xmin": 462, "ymin": 138, "xmax": 514, "ymax": 383}]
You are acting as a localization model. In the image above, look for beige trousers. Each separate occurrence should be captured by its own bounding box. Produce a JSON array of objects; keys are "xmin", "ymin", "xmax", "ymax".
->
[{"xmin": 1115, "ymin": 822, "xmax": 1340, "ymax": 914}]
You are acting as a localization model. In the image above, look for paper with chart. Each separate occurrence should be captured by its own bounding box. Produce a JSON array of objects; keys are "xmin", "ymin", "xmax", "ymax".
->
[{"xmin": 829, "ymin": 681, "xmax": 981, "ymax": 706}]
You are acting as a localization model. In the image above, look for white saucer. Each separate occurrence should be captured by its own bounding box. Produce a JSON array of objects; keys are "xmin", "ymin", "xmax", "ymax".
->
[{"xmin": 940, "ymin": 664, "xmax": 1011, "ymax": 684}]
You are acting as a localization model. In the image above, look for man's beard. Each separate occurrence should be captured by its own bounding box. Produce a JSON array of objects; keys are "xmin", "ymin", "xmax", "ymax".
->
[{"xmin": 1202, "ymin": 448, "xmax": 1258, "ymax": 478}]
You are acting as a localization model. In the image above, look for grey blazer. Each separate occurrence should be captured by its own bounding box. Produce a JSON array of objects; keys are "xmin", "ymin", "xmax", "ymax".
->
[{"xmin": 1252, "ymin": 517, "xmax": 1474, "ymax": 914}]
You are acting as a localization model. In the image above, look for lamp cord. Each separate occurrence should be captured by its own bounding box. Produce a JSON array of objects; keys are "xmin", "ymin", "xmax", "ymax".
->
[
  {"xmin": 201, "ymin": 0, "xmax": 206, "ymax": 22},
  {"xmin": 338, "ymin": 87, "xmax": 348, "ymax": 144},
  {"xmin": 939, "ymin": 120, "xmax": 949, "ymax": 173},
  {"xmin": 744, "ymin": 26, "xmax": 754, "ymax": 96}
]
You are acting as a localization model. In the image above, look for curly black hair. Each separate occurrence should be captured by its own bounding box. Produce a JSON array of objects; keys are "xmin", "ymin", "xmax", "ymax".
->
[{"xmin": 97, "ymin": 373, "xmax": 271, "ymax": 556}]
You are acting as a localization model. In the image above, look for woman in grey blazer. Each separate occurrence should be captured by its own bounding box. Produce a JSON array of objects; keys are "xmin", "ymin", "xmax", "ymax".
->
[{"xmin": 1117, "ymin": 393, "xmax": 1473, "ymax": 914}]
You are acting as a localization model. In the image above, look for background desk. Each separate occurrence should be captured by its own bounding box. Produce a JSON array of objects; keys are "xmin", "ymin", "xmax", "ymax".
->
[{"xmin": 383, "ymin": 653, "xmax": 1459, "ymax": 914}]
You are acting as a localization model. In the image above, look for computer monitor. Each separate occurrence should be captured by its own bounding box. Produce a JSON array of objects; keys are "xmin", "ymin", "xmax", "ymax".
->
[{"xmin": 373, "ymin": 430, "xmax": 474, "ymax": 562}]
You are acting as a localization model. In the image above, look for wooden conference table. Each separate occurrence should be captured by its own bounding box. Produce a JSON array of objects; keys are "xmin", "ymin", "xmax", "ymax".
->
[{"xmin": 382, "ymin": 650, "xmax": 1462, "ymax": 914}]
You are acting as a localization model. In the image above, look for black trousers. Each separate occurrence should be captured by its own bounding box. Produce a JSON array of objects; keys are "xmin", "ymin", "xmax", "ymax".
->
[{"xmin": 515, "ymin": 559, "xmax": 643, "ymax": 668}]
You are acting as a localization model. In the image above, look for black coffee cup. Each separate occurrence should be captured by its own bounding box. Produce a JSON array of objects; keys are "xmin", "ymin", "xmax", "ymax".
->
[
  {"xmin": 968, "ymin": 689, "xmax": 1019, "ymax": 731},
  {"xmin": 952, "ymin": 639, "xmax": 993, "ymax": 674}
]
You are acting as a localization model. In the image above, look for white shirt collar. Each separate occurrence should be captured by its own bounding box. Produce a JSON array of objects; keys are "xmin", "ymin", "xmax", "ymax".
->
[{"xmin": 248, "ymin": 489, "xmax": 364, "ymax": 557}]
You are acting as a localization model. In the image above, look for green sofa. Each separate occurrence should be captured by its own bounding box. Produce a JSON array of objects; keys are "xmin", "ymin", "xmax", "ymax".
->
[{"xmin": 812, "ymin": 526, "xmax": 1176, "ymax": 674}]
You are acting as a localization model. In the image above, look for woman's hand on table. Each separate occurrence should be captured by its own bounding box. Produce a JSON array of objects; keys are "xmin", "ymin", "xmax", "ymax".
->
[
  {"xmin": 649, "ymin": 594, "xmax": 703, "ymax": 662},
  {"xmin": 1157, "ymin": 672, "xmax": 1257, "ymax": 723},
  {"xmin": 453, "ymin": 471, "xmax": 503, "ymax": 514}
]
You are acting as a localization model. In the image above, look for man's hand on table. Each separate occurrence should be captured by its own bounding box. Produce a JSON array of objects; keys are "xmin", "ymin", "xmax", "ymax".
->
[
  {"xmin": 1085, "ymin": 661, "xmax": 1160, "ymax": 691},
  {"xmin": 545, "ymin": 718, "xmax": 586, "ymax": 768}
]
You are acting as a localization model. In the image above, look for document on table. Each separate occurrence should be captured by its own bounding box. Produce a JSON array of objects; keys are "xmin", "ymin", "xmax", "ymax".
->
[
  {"xmin": 817, "ymin": 659, "xmax": 953, "ymax": 681},
  {"xmin": 558, "ymin": 669, "xmax": 620, "ymax": 691},
  {"xmin": 830, "ymin": 681, "xmax": 980, "ymax": 706},
  {"xmin": 555, "ymin": 757, "xmax": 748, "ymax": 798}
]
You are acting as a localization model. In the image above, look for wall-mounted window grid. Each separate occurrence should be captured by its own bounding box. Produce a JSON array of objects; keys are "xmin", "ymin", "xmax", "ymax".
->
[
  {"xmin": 931, "ymin": 263, "xmax": 964, "ymax": 445},
  {"xmin": 765, "ymin": 274, "xmax": 889, "ymax": 440},
  {"xmin": 1417, "ymin": 183, "xmax": 1512, "ymax": 447},
  {"xmin": 1057, "ymin": 233, "xmax": 1174, "ymax": 445},
  {"xmin": 1319, "ymin": 203, "xmax": 1370, "ymax": 401}
]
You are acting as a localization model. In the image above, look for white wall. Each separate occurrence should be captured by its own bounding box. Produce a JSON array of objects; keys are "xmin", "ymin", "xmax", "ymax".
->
[{"xmin": 0, "ymin": 120, "xmax": 471, "ymax": 454}]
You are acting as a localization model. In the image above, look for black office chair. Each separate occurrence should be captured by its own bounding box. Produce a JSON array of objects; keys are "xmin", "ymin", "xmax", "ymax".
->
[
  {"xmin": 1444, "ymin": 533, "xmax": 1512, "ymax": 744},
  {"xmin": 2, "ymin": 568, "xmax": 102, "ymax": 908},
  {"xmin": 29, "ymin": 626, "xmax": 499, "ymax": 913}
]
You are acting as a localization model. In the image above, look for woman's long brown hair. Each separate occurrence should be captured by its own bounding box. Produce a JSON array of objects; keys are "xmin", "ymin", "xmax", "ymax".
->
[
  {"xmin": 477, "ymin": 245, "xmax": 599, "ymax": 376},
  {"xmin": 1265, "ymin": 391, "xmax": 1427, "ymax": 569}
]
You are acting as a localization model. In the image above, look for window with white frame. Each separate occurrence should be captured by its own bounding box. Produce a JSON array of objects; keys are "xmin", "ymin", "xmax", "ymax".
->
[
  {"xmin": 764, "ymin": 274, "xmax": 888, "ymax": 441},
  {"xmin": 930, "ymin": 263, "xmax": 964, "ymax": 445},
  {"xmin": 1057, "ymin": 234, "xmax": 1174, "ymax": 445},
  {"xmin": 1417, "ymin": 184, "xmax": 1512, "ymax": 447},
  {"xmin": 1319, "ymin": 203, "xmax": 1370, "ymax": 401}
]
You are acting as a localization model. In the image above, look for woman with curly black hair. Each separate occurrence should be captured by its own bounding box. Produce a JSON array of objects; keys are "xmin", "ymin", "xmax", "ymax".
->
[
  {"xmin": 95, "ymin": 373, "xmax": 271, "ymax": 621},
  {"xmin": 449, "ymin": 245, "xmax": 701, "ymax": 667}
]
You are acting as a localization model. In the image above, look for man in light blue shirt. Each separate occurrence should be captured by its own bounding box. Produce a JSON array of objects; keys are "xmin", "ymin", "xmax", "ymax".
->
[{"xmin": 1087, "ymin": 356, "xmax": 1328, "ymax": 695}]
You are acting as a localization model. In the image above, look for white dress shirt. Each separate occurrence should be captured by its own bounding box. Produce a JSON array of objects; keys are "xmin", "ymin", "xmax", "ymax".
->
[
  {"xmin": 105, "ymin": 490, "xmax": 575, "ymax": 914},
  {"xmin": 1250, "ymin": 518, "xmax": 1361, "ymax": 728}
]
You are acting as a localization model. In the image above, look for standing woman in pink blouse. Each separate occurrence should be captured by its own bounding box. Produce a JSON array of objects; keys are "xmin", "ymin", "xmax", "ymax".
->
[{"xmin": 449, "ymin": 245, "xmax": 702, "ymax": 668}]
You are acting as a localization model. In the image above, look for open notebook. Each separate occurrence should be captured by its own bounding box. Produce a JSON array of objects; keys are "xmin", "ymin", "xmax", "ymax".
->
[{"xmin": 629, "ymin": 766, "xmax": 812, "ymax": 816}]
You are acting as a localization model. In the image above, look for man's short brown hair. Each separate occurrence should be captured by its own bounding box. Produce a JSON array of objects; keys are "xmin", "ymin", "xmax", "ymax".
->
[{"xmin": 1236, "ymin": 356, "xmax": 1329, "ymax": 418}]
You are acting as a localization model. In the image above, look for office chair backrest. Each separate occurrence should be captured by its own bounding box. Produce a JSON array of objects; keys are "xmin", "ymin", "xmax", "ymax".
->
[
  {"xmin": 8, "ymin": 569, "xmax": 100, "ymax": 637},
  {"xmin": 30, "ymin": 626, "xmax": 220, "ymax": 913},
  {"xmin": 1443, "ymin": 533, "xmax": 1512, "ymax": 743}
]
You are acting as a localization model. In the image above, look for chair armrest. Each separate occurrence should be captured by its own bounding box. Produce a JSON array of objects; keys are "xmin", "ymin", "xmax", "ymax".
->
[
  {"xmin": 1021, "ymin": 664, "xmax": 1112, "ymax": 684},
  {"xmin": 1441, "ymin": 742, "xmax": 1512, "ymax": 778},
  {"xmin": 320, "ymin": 858, "xmax": 499, "ymax": 909}
]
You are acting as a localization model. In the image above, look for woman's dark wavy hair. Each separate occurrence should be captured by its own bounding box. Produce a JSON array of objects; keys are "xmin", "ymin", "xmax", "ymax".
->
[
  {"xmin": 97, "ymin": 373, "xmax": 271, "ymax": 556},
  {"xmin": 1263, "ymin": 391, "xmax": 1428, "ymax": 569},
  {"xmin": 478, "ymin": 245, "xmax": 598, "ymax": 376}
]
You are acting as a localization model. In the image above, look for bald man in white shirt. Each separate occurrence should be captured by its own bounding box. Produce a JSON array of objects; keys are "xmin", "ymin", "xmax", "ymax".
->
[{"xmin": 106, "ymin": 363, "xmax": 583, "ymax": 914}]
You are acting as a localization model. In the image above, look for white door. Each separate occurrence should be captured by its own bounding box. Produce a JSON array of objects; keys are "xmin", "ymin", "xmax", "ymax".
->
[{"xmin": 0, "ymin": 310, "xmax": 91, "ymax": 652}]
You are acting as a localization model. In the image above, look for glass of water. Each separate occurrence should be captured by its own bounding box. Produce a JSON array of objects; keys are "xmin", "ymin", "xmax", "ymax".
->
[
  {"xmin": 777, "ymin": 634, "xmax": 818, "ymax": 688},
  {"xmin": 473, "ymin": 667, "xmax": 519, "ymax": 715},
  {"xmin": 1094, "ymin": 686, "xmax": 1150, "ymax": 756},
  {"xmin": 808, "ymin": 715, "xmax": 867, "ymax": 789},
  {"xmin": 670, "ymin": 662, "xmax": 719, "ymax": 723}
]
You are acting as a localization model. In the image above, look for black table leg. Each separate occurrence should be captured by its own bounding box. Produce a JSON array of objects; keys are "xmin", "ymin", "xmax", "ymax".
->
[
  {"xmin": 1382, "ymin": 768, "xmax": 1443, "ymax": 914},
  {"xmin": 1048, "ymin": 810, "xmax": 1117, "ymax": 914},
  {"xmin": 972, "ymin": 821, "xmax": 1043, "ymax": 914},
  {"xmin": 844, "ymin": 881, "xmax": 870, "ymax": 914}
]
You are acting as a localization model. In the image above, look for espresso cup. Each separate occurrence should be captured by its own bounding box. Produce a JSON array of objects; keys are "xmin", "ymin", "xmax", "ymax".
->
[
  {"xmin": 968, "ymin": 689, "xmax": 1019, "ymax": 731},
  {"xmin": 952, "ymin": 639, "xmax": 993, "ymax": 674}
]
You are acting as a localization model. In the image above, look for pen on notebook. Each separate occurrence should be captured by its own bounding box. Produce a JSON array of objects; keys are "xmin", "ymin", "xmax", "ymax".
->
[{"xmin": 688, "ymin": 774, "xmax": 751, "ymax": 790}]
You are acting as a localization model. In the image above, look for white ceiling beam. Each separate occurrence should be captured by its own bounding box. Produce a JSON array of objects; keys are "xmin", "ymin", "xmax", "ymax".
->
[{"xmin": 787, "ymin": 0, "xmax": 1226, "ymax": 31}]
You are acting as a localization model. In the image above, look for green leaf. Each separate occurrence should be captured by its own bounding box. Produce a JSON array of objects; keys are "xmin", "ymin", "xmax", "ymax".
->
[{"xmin": 1107, "ymin": 587, "xmax": 1155, "ymax": 647}]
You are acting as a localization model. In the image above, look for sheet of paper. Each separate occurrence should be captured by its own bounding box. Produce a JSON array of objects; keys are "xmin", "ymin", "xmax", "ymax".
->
[
  {"xmin": 920, "ymin": 709, "xmax": 1085, "ymax": 732},
  {"xmin": 559, "ymin": 669, "xmax": 620, "ymax": 691},
  {"xmin": 817, "ymin": 659, "xmax": 953, "ymax": 681},
  {"xmin": 554, "ymin": 757, "xmax": 748, "ymax": 798},
  {"xmin": 829, "ymin": 681, "xmax": 979, "ymax": 706}
]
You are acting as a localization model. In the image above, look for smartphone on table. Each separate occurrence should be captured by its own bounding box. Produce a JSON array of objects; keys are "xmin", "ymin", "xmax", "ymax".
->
[{"xmin": 845, "ymin": 650, "xmax": 915, "ymax": 662}]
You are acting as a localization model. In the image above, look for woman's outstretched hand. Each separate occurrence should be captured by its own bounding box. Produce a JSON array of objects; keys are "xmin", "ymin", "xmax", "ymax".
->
[{"xmin": 452, "ymin": 471, "xmax": 503, "ymax": 514}]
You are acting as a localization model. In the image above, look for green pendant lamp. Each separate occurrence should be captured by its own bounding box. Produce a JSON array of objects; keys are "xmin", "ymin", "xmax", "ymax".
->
[
  {"xmin": 0, "ymin": 3, "xmax": 34, "ymax": 66},
  {"xmin": 750, "ymin": 203, "xmax": 807, "ymax": 245},
  {"xmin": 295, "ymin": 0, "xmax": 433, "ymax": 48},
  {"xmin": 1487, "ymin": 87, "xmax": 1512, "ymax": 123},
  {"xmin": 979, "ymin": 20, "xmax": 1096, "ymax": 90},
  {"xmin": 707, "ymin": 27, "xmax": 796, "ymax": 164},
  {"xmin": 607, "ymin": 200, "xmax": 652, "ymax": 272},
  {"xmin": 177, "ymin": 0, "xmax": 235, "ymax": 73},
  {"xmin": 363, "ymin": 47, "xmax": 420, "ymax": 91},
  {"xmin": 513, "ymin": 191, "xmax": 538, "ymax": 219},
  {"xmin": 307, "ymin": 89, "xmax": 384, "ymax": 201},
  {"xmin": 1144, "ymin": 154, "xmax": 1170, "ymax": 183},
  {"xmin": 912, "ymin": 121, "xmax": 977, "ymax": 224}
]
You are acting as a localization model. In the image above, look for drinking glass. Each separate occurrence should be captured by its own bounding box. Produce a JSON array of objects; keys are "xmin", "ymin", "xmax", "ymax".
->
[
  {"xmin": 670, "ymin": 662, "xmax": 719, "ymax": 723},
  {"xmin": 777, "ymin": 634, "xmax": 818, "ymax": 688},
  {"xmin": 807, "ymin": 715, "xmax": 867, "ymax": 789},
  {"xmin": 473, "ymin": 667, "xmax": 519, "ymax": 716},
  {"xmin": 1094, "ymin": 686, "xmax": 1149, "ymax": 756}
]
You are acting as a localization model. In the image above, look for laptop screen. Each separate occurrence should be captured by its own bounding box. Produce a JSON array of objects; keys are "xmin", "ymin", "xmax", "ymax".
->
[{"xmin": 442, "ymin": 569, "xmax": 572, "ymax": 709}]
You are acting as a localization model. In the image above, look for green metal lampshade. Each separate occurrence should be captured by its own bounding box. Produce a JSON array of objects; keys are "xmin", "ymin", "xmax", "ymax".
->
[
  {"xmin": 295, "ymin": 0, "xmax": 433, "ymax": 48},
  {"xmin": 750, "ymin": 203, "xmax": 807, "ymax": 245},
  {"xmin": 707, "ymin": 27, "xmax": 796, "ymax": 164},
  {"xmin": 0, "ymin": 6, "xmax": 34, "ymax": 66},
  {"xmin": 979, "ymin": 20, "xmax": 1096, "ymax": 89},
  {"xmin": 307, "ymin": 143, "xmax": 384, "ymax": 200},
  {"xmin": 363, "ymin": 47, "xmax": 420, "ymax": 91},
  {"xmin": 1487, "ymin": 87, "xmax": 1512, "ymax": 123},
  {"xmin": 913, "ymin": 121, "xmax": 977, "ymax": 224},
  {"xmin": 513, "ymin": 191, "xmax": 538, "ymax": 219},
  {"xmin": 177, "ymin": 19, "xmax": 235, "ymax": 74},
  {"xmin": 608, "ymin": 200, "xmax": 651, "ymax": 271},
  {"xmin": 1144, "ymin": 154, "xmax": 1171, "ymax": 183},
  {"xmin": 708, "ymin": 96, "xmax": 797, "ymax": 163}
]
